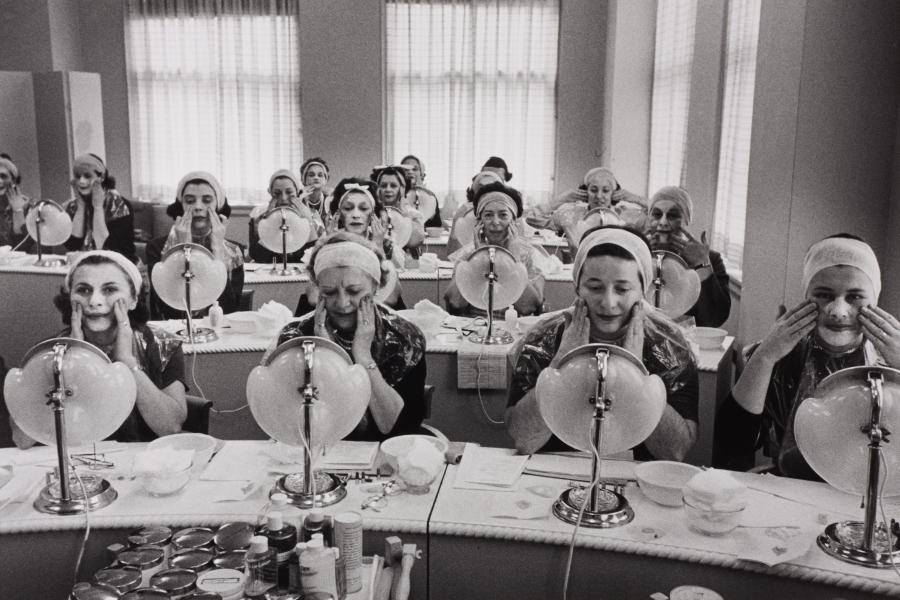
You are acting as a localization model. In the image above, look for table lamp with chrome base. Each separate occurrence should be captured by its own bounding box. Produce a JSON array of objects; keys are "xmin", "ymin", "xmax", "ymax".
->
[
  {"xmin": 151, "ymin": 243, "xmax": 227, "ymax": 345},
  {"xmin": 25, "ymin": 200, "xmax": 72, "ymax": 267},
  {"xmin": 535, "ymin": 343, "xmax": 667, "ymax": 528},
  {"xmin": 647, "ymin": 250, "xmax": 701, "ymax": 320},
  {"xmin": 247, "ymin": 337, "xmax": 371, "ymax": 508},
  {"xmin": 796, "ymin": 365, "xmax": 900, "ymax": 567},
  {"xmin": 4, "ymin": 338, "xmax": 137, "ymax": 514},
  {"xmin": 454, "ymin": 245, "xmax": 528, "ymax": 345},
  {"xmin": 257, "ymin": 206, "xmax": 311, "ymax": 276}
]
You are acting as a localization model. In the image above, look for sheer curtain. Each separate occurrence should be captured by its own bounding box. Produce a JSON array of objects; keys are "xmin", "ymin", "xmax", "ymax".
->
[
  {"xmin": 712, "ymin": 0, "xmax": 761, "ymax": 276},
  {"xmin": 647, "ymin": 0, "xmax": 697, "ymax": 194},
  {"xmin": 125, "ymin": 0, "xmax": 301, "ymax": 205},
  {"xmin": 385, "ymin": 0, "xmax": 559, "ymax": 208}
]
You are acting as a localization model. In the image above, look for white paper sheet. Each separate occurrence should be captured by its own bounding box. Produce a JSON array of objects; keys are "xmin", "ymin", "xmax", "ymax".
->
[{"xmin": 455, "ymin": 446, "xmax": 528, "ymax": 489}]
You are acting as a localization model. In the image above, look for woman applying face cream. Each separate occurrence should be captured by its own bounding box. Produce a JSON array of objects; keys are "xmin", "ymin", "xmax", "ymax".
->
[{"xmin": 716, "ymin": 234, "xmax": 900, "ymax": 478}]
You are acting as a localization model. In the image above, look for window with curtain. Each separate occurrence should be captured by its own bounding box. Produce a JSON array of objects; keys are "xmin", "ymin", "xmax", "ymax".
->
[
  {"xmin": 647, "ymin": 0, "xmax": 698, "ymax": 195},
  {"xmin": 711, "ymin": 0, "xmax": 761, "ymax": 276},
  {"xmin": 385, "ymin": 0, "xmax": 559, "ymax": 207},
  {"xmin": 125, "ymin": 0, "xmax": 301, "ymax": 205}
]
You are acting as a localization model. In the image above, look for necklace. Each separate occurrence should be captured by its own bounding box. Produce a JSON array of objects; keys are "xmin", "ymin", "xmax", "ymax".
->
[{"xmin": 332, "ymin": 327, "xmax": 354, "ymax": 348}]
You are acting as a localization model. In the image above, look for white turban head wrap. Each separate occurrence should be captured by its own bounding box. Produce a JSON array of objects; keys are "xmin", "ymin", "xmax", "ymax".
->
[
  {"xmin": 177, "ymin": 171, "xmax": 225, "ymax": 209},
  {"xmin": 313, "ymin": 241, "xmax": 383, "ymax": 287},
  {"xmin": 73, "ymin": 154, "xmax": 106, "ymax": 177},
  {"xmin": 0, "ymin": 157, "xmax": 20, "ymax": 183},
  {"xmin": 66, "ymin": 250, "xmax": 143, "ymax": 296},
  {"xmin": 268, "ymin": 169, "xmax": 302, "ymax": 195},
  {"xmin": 650, "ymin": 186, "xmax": 693, "ymax": 227},
  {"xmin": 300, "ymin": 160, "xmax": 329, "ymax": 182},
  {"xmin": 573, "ymin": 228, "xmax": 653, "ymax": 294},
  {"xmin": 474, "ymin": 191, "xmax": 518, "ymax": 221},
  {"xmin": 801, "ymin": 237, "xmax": 882, "ymax": 301},
  {"xmin": 583, "ymin": 167, "xmax": 618, "ymax": 190}
]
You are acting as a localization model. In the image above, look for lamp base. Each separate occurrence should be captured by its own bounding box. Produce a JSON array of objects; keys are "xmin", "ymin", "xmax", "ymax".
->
[
  {"xmin": 176, "ymin": 327, "xmax": 219, "ymax": 344},
  {"xmin": 818, "ymin": 521, "xmax": 900, "ymax": 568},
  {"xmin": 552, "ymin": 485, "xmax": 634, "ymax": 528},
  {"xmin": 34, "ymin": 474, "xmax": 117, "ymax": 515},
  {"xmin": 468, "ymin": 326, "xmax": 515, "ymax": 345},
  {"xmin": 34, "ymin": 257, "xmax": 66, "ymax": 268},
  {"xmin": 269, "ymin": 265, "xmax": 302, "ymax": 276},
  {"xmin": 273, "ymin": 471, "xmax": 347, "ymax": 508}
]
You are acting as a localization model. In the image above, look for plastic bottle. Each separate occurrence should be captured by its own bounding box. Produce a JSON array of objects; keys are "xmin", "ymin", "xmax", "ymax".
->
[
  {"xmin": 258, "ymin": 492, "xmax": 302, "ymax": 529},
  {"xmin": 258, "ymin": 512, "xmax": 297, "ymax": 590},
  {"xmin": 300, "ymin": 537, "xmax": 338, "ymax": 598},
  {"xmin": 244, "ymin": 535, "xmax": 276, "ymax": 599},
  {"xmin": 332, "ymin": 546, "xmax": 347, "ymax": 600},
  {"xmin": 301, "ymin": 510, "xmax": 331, "ymax": 545},
  {"xmin": 208, "ymin": 301, "xmax": 223, "ymax": 330},
  {"xmin": 288, "ymin": 542, "xmax": 307, "ymax": 593},
  {"xmin": 504, "ymin": 306, "xmax": 518, "ymax": 331}
]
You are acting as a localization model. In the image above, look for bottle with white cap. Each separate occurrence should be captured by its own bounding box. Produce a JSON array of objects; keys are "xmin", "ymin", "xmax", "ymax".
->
[
  {"xmin": 300, "ymin": 536, "xmax": 338, "ymax": 598},
  {"xmin": 244, "ymin": 535, "xmax": 276, "ymax": 599}
]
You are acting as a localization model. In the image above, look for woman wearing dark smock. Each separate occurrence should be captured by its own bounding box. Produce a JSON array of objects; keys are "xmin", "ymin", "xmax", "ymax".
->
[
  {"xmin": 64, "ymin": 154, "xmax": 137, "ymax": 263},
  {"xmin": 147, "ymin": 171, "xmax": 244, "ymax": 319},
  {"xmin": 506, "ymin": 226, "xmax": 699, "ymax": 461},
  {"xmin": 716, "ymin": 236, "xmax": 900, "ymax": 479},
  {"xmin": 646, "ymin": 186, "xmax": 730, "ymax": 327},
  {"xmin": 299, "ymin": 157, "xmax": 332, "ymax": 224},
  {"xmin": 10, "ymin": 250, "xmax": 187, "ymax": 448},
  {"xmin": 273, "ymin": 233, "xmax": 426, "ymax": 442},
  {"xmin": 0, "ymin": 154, "xmax": 34, "ymax": 251},
  {"xmin": 248, "ymin": 169, "xmax": 321, "ymax": 264},
  {"xmin": 400, "ymin": 154, "xmax": 442, "ymax": 229}
]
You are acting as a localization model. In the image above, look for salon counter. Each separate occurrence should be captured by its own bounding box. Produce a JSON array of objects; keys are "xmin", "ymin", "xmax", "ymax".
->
[
  {"xmin": 420, "ymin": 231, "xmax": 568, "ymax": 261},
  {"xmin": 1, "ymin": 443, "xmax": 897, "ymax": 599},
  {"xmin": 0, "ymin": 440, "xmax": 433, "ymax": 599}
]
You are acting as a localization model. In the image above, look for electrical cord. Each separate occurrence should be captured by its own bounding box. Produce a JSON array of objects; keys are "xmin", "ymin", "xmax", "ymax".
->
[
  {"xmin": 877, "ymin": 448, "xmax": 900, "ymax": 580},
  {"xmin": 70, "ymin": 462, "xmax": 92, "ymax": 589}
]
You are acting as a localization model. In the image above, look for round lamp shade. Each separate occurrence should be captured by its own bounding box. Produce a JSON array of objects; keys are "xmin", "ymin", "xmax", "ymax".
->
[
  {"xmin": 257, "ymin": 207, "xmax": 312, "ymax": 254},
  {"xmin": 411, "ymin": 191, "xmax": 437, "ymax": 221},
  {"xmin": 453, "ymin": 245, "xmax": 528, "ymax": 311},
  {"xmin": 151, "ymin": 243, "xmax": 227, "ymax": 312},
  {"xmin": 4, "ymin": 338, "xmax": 136, "ymax": 446},
  {"xmin": 452, "ymin": 212, "xmax": 476, "ymax": 248},
  {"xmin": 26, "ymin": 200, "xmax": 73, "ymax": 246},
  {"xmin": 645, "ymin": 251, "xmax": 701, "ymax": 319},
  {"xmin": 795, "ymin": 365, "xmax": 900, "ymax": 496},
  {"xmin": 570, "ymin": 208, "xmax": 623, "ymax": 246},
  {"xmin": 247, "ymin": 337, "xmax": 370, "ymax": 457},
  {"xmin": 386, "ymin": 207, "xmax": 413, "ymax": 249},
  {"xmin": 536, "ymin": 343, "xmax": 666, "ymax": 454}
]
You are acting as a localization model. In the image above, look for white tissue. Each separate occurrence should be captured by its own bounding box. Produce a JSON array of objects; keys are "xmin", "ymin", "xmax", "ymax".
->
[
  {"xmin": 258, "ymin": 301, "xmax": 294, "ymax": 330},
  {"xmin": 396, "ymin": 438, "xmax": 444, "ymax": 487},
  {"xmin": 133, "ymin": 448, "xmax": 194, "ymax": 475},
  {"xmin": 0, "ymin": 245, "xmax": 11, "ymax": 255},
  {"xmin": 683, "ymin": 469, "xmax": 747, "ymax": 511}
]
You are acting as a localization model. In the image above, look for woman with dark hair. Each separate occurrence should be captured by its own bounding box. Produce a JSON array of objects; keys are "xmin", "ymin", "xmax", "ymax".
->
[
  {"xmin": 146, "ymin": 171, "xmax": 244, "ymax": 319},
  {"xmin": 400, "ymin": 154, "xmax": 442, "ymax": 229},
  {"xmin": 0, "ymin": 153, "xmax": 33, "ymax": 251},
  {"xmin": 64, "ymin": 154, "xmax": 136, "ymax": 262},
  {"xmin": 444, "ymin": 181, "xmax": 548, "ymax": 317},
  {"xmin": 299, "ymin": 157, "xmax": 331, "ymax": 222},
  {"xmin": 506, "ymin": 226, "xmax": 699, "ymax": 460},
  {"xmin": 10, "ymin": 250, "xmax": 187, "ymax": 448},
  {"xmin": 274, "ymin": 232, "xmax": 426, "ymax": 441},
  {"xmin": 370, "ymin": 165, "xmax": 426, "ymax": 263}
]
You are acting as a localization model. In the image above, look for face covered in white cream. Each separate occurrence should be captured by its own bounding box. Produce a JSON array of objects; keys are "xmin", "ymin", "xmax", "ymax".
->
[{"xmin": 806, "ymin": 265, "xmax": 874, "ymax": 350}]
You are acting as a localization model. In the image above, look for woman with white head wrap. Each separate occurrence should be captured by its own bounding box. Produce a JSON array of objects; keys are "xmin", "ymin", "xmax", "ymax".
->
[
  {"xmin": 446, "ymin": 169, "xmax": 505, "ymax": 255},
  {"xmin": 299, "ymin": 157, "xmax": 332, "ymax": 220},
  {"xmin": 506, "ymin": 225, "xmax": 699, "ymax": 459},
  {"xmin": 400, "ymin": 154, "xmax": 443, "ymax": 229},
  {"xmin": 646, "ymin": 186, "xmax": 731, "ymax": 327},
  {"xmin": 11, "ymin": 250, "xmax": 187, "ymax": 448},
  {"xmin": 248, "ymin": 169, "xmax": 321, "ymax": 264},
  {"xmin": 145, "ymin": 171, "xmax": 245, "ymax": 320},
  {"xmin": 444, "ymin": 182, "xmax": 547, "ymax": 317},
  {"xmin": 271, "ymin": 232, "xmax": 427, "ymax": 441},
  {"xmin": 64, "ymin": 153, "xmax": 137, "ymax": 262},
  {"xmin": 0, "ymin": 153, "xmax": 33, "ymax": 250},
  {"xmin": 717, "ymin": 234, "xmax": 899, "ymax": 479}
]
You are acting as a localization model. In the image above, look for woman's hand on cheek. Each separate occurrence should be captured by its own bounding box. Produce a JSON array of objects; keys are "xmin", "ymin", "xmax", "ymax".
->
[
  {"xmin": 208, "ymin": 206, "xmax": 228, "ymax": 246},
  {"xmin": 860, "ymin": 305, "xmax": 900, "ymax": 368},
  {"xmin": 552, "ymin": 298, "xmax": 590, "ymax": 368},
  {"xmin": 353, "ymin": 295, "xmax": 376, "ymax": 363},
  {"xmin": 70, "ymin": 300, "xmax": 84, "ymax": 340},
  {"xmin": 313, "ymin": 293, "xmax": 330, "ymax": 340},
  {"xmin": 91, "ymin": 180, "xmax": 105, "ymax": 207},
  {"xmin": 623, "ymin": 301, "xmax": 645, "ymax": 358},
  {"xmin": 757, "ymin": 300, "xmax": 817, "ymax": 363},
  {"xmin": 113, "ymin": 299, "xmax": 136, "ymax": 367},
  {"xmin": 174, "ymin": 212, "xmax": 192, "ymax": 244}
]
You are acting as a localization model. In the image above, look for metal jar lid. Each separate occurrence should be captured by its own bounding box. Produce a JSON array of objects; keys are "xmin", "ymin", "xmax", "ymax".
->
[
  {"xmin": 213, "ymin": 522, "xmax": 255, "ymax": 551},
  {"xmin": 172, "ymin": 527, "xmax": 215, "ymax": 551},
  {"xmin": 129, "ymin": 526, "xmax": 173, "ymax": 547},
  {"xmin": 121, "ymin": 588, "xmax": 170, "ymax": 599},
  {"xmin": 71, "ymin": 582, "xmax": 122, "ymax": 600},
  {"xmin": 183, "ymin": 594, "xmax": 222, "ymax": 600},
  {"xmin": 150, "ymin": 567, "xmax": 198, "ymax": 595},
  {"xmin": 94, "ymin": 566, "xmax": 142, "ymax": 592},
  {"xmin": 211, "ymin": 550, "xmax": 245, "ymax": 571},
  {"xmin": 118, "ymin": 546, "xmax": 165, "ymax": 570},
  {"xmin": 169, "ymin": 548, "xmax": 215, "ymax": 573},
  {"xmin": 195, "ymin": 569, "xmax": 244, "ymax": 597}
]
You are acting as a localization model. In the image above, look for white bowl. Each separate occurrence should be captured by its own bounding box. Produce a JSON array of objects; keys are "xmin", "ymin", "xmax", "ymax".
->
[
  {"xmin": 426, "ymin": 227, "xmax": 444, "ymax": 238},
  {"xmin": 380, "ymin": 434, "xmax": 448, "ymax": 474},
  {"xmin": 694, "ymin": 327, "xmax": 727, "ymax": 350},
  {"xmin": 148, "ymin": 433, "xmax": 217, "ymax": 475},
  {"xmin": 225, "ymin": 311, "xmax": 260, "ymax": 333},
  {"xmin": 635, "ymin": 461, "xmax": 702, "ymax": 507},
  {"xmin": 683, "ymin": 495, "xmax": 745, "ymax": 535},
  {"xmin": 139, "ymin": 460, "xmax": 193, "ymax": 496}
]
